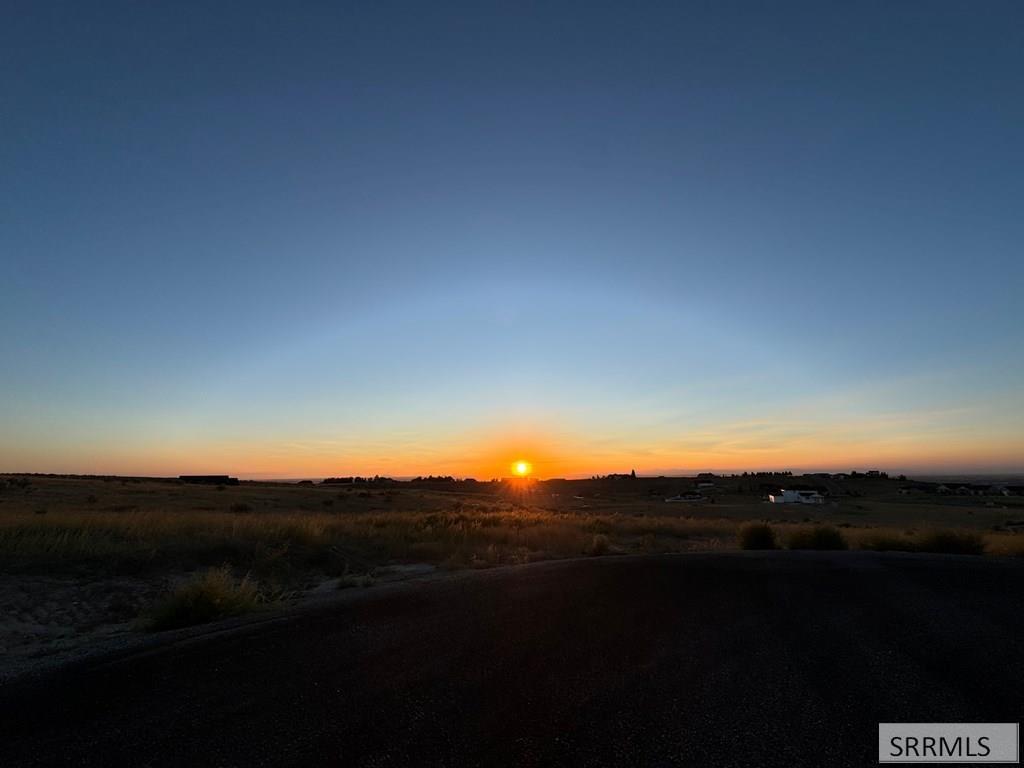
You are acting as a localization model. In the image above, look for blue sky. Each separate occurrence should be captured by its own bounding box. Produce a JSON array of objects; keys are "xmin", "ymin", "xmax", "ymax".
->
[{"xmin": 2, "ymin": 1, "xmax": 1022, "ymax": 477}]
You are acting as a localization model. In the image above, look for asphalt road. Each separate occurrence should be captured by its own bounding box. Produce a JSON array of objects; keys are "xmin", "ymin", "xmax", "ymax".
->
[{"xmin": 1, "ymin": 552, "xmax": 1021, "ymax": 767}]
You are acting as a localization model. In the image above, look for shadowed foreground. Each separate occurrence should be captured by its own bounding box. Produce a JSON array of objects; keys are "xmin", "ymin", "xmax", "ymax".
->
[{"xmin": 1, "ymin": 552, "xmax": 1022, "ymax": 767}]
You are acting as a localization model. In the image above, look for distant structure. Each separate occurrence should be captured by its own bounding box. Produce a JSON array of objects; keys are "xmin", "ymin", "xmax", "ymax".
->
[
  {"xmin": 665, "ymin": 492, "xmax": 704, "ymax": 503},
  {"xmin": 896, "ymin": 481, "xmax": 1020, "ymax": 497},
  {"xmin": 179, "ymin": 475, "xmax": 239, "ymax": 486},
  {"xmin": 768, "ymin": 489, "xmax": 824, "ymax": 504}
]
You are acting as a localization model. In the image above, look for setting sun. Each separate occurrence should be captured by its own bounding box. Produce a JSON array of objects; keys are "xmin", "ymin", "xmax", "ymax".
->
[{"xmin": 512, "ymin": 460, "xmax": 532, "ymax": 477}]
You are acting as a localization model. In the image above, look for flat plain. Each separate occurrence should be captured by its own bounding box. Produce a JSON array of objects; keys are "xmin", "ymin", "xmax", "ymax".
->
[{"xmin": 1, "ymin": 472, "xmax": 1021, "ymax": 677}]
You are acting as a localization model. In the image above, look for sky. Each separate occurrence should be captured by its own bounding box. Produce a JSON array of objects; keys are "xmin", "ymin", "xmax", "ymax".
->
[{"xmin": 2, "ymin": 1, "xmax": 1022, "ymax": 479}]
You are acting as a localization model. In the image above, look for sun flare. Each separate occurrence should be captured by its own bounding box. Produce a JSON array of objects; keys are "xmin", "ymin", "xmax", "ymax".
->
[{"xmin": 512, "ymin": 460, "xmax": 532, "ymax": 477}]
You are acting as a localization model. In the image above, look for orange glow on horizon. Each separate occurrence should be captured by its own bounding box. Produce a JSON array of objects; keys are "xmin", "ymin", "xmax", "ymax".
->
[{"xmin": 18, "ymin": 418, "xmax": 1022, "ymax": 480}]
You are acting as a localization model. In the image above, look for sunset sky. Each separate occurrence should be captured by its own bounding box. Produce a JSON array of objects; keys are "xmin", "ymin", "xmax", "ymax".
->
[{"xmin": 2, "ymin": 2, "xmax": 1022, "ymax": 478}]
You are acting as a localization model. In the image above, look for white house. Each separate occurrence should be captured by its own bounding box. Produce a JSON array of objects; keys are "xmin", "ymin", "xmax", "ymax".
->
[{"xmin": 768, "ymin": 489, "xmax": 824, "ymax": 504}]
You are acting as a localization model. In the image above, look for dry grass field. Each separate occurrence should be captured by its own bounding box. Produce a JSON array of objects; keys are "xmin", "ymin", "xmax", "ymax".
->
[{"xmin": 1, "ymin": 473, "xmax": 1022, "ymax": 672}]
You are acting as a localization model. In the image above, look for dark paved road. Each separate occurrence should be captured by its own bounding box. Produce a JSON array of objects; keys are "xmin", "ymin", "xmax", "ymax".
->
[{"xmin": 1, "ymin": 552, "xmax": 1021, "ymax": 767}]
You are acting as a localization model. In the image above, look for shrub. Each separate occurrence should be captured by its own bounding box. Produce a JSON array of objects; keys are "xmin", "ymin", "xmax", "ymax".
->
[
  {"xmin": 916, "ymin": 529, "xmax": 985, "ymax": 556},
  {"xmin": 785, "ymin": 525, "xmax": 848, "ymax": 551},
  {"xmin": 586, "ymin": 533, "xmax": 610, "ymax": 556},
  {"xmin": 229, "ymin": 503, "xmax": 252, "ymax": 513},
  {"xmin": 146, "ymin": 566, "xmax": 260, "ymax": 631},
  {"xmin": 737, "ymin": 522, "xmax": 776, "ymax": 550},
  {"xmin": 984, "ymin": 535, "xmax": 1024, "ymax": 558}
]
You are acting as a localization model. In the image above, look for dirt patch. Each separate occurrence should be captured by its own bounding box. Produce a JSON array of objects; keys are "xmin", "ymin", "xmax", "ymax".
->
[
  {"xmin": 0, "ymin": 562, "xmax": 444, "ymax": 680},
  {"xmin": 0, "ymin": 574, "xmax": 164, "ymax": 668}
]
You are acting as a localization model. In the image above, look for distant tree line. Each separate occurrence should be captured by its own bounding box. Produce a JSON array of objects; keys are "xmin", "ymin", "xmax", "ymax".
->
[
  {"xmin": 590, "ymin": 470, "xmax": 638, "ymax": 480},
  {"xmin": 321, "ymin": 475, "xmax": 394, "ymax": 485}
]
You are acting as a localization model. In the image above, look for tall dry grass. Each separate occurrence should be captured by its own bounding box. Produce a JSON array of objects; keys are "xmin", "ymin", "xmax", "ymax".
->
[
  {"xmin": 1, "ymin": 508, "xmax": 1018, "ymax": 583},
  {"xmin": 144, "ymin": 566, "xmax": 262, "ymax": 630},
  {"xmin": 0, "ymin": 507, "xmax": 736, "ymax": 577}
]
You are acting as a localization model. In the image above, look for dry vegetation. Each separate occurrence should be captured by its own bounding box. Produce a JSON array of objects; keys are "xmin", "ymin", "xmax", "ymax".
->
[
  {"xmin": 0, "ymin": 504, "xmax": 738, "ymax": 577},
  {"xmin": 0, "ymin": 474, "xmax": 1021, "ymax": 652},
  {"xmin": 144, "ymin": 566, "xmax": 261, "ymax": 631}
]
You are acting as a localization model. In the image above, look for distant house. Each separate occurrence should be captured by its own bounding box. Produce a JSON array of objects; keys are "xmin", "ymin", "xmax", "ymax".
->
[
  {"xmin": 768, "ymin": 489, "xmax": 824, "ymax": 504},
  {"xmin": 696, "ymin": 481, "xmax": 715, "ymax": 489},
  {"xmin": 179, "ymin": 475, "xmax": 239, "ymax": 486}
]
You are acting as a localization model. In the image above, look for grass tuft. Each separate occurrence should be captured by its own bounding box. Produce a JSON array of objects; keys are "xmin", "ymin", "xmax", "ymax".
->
[
  {"xmin": 586, "ymin": 533, "xmax": 610, "ymax": 556},
  {"xmin": 984, "ymin": 534, "xmax": 1024, "ymax": 557},
  {"xmin": 737, "ymin": 522, "xmax": 777, "ymax": 550},
  {"xmin": 146, "ymin": 566, "xmax": 261, "ymax": 631}
]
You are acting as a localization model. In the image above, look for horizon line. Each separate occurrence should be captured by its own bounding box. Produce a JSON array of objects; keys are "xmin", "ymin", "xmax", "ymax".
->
[{"xmin": 6, "ymin": 467, "xmax": 1024, "ymax": 482}]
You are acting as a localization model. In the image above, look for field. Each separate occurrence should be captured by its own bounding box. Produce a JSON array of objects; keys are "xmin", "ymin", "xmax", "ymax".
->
[{"xmin": 1, "ymin": 473, "xmax": 1022, "ymax": 675}]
